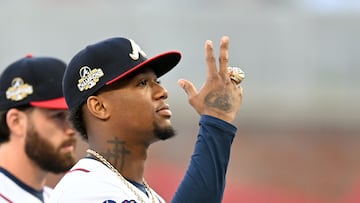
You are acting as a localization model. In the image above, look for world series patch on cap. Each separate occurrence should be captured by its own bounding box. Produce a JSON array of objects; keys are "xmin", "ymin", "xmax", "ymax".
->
[
  {"xmin": 0, "ymin": 55, "xmax": 68, "ymax": 110},
  {"xmin": 63, "ymin": 37, "xmax": 182, "ymax": 112}
]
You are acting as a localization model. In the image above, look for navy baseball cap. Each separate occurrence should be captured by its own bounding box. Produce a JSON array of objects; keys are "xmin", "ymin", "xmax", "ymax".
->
[
  {"xmin": 63, "ymin": 37, "xmax": 181, "ymax": 112},
  {"xmin": 0, "ymin": 55, "xmax": 68, "ymax": 110}
]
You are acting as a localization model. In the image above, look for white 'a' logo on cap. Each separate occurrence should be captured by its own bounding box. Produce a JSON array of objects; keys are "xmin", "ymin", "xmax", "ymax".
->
[
  {"xmin": 6, "ymin": 77, "xmax": 33, "ymax": 101},
  {"xmin": 128, "ymin": 39, "xmax": 147, "ymax": 60}
]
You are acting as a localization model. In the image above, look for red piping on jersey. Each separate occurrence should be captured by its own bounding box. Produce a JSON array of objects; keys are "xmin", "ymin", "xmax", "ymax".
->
[
  {"xmin": 0, "ymin": 193, "xmax": 13, "ymax": 203},
  {"xmin": 67, "ymin": 168, "xmax": 90, "ymax": 173}
]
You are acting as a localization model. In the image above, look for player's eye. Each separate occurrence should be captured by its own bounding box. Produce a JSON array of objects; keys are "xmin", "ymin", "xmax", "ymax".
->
[
  {"xmin": 137, "ymin": 79, "xmax": 148, "ymax": 86},
  {"xmin": 136, "ymin": 78, "xmax": 160, "ymax": 87},
  {"xmin": 52, "ymin": 112, "xmax": 69, "ymax": 121}
]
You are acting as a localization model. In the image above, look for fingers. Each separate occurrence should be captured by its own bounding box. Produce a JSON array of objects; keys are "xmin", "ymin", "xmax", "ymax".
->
[
  {"xmin": 218, "ymin": 36, "xmax": 230, "ymax": 76},
  {"xmin": 205, "ymin": 40, "xmax": 217, "ymax": 80},
  {"xmin": 205, "ymin": 36, "xmax": 230, "ymax": 81},
  {"xmin": 178, "ymin": 79, "xmax": 197, "ymax": 98}
]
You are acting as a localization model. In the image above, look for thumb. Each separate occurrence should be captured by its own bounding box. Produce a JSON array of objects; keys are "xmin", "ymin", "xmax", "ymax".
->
[{"xmin": 177, "ymin": 79, "xmax": 197, "ymax": 98}]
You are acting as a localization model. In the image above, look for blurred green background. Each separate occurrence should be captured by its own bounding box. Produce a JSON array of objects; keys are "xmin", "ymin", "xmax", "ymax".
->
[{"xmin": 1, "ymin": 1, "xmax": 359, "ymax": 202}]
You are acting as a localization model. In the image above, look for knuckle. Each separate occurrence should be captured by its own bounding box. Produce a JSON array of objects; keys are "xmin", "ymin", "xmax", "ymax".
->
[
  {"xmin": 206, "ymin": 55, "xmax": 216, "ymax": 63},
  {"xmin": 218, "ymin": 56, "xmax": 229, "ymax": 63}
]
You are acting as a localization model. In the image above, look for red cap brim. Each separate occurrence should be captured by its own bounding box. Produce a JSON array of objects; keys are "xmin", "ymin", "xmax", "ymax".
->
[
  {"xmin": 106, "ymin": 51, "xmax": 181, "ymax": 85},
  {"xmin": 30, "ymin": 97, "xmax": 68, "ymax": 110}
]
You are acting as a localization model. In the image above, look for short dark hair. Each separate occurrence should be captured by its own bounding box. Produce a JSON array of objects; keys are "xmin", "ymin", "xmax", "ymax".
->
[
  {"xmin": 69, "ymin": 106, "xmax": 88, "ymax": 141},
  {"xmin": 0, "ymin": 110, "xmax": 10, "ymax": 143}
]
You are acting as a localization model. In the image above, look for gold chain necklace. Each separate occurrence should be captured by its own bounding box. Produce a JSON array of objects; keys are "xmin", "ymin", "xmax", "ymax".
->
[{"xmin": 87, "ymin": 149, "xmax": 156, "ymax": 203}]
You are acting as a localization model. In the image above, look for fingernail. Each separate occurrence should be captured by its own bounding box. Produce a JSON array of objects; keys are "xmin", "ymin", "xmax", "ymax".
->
[{"xmin": 177, "ymin": 79, "xmax": 185, "ymax": 88}]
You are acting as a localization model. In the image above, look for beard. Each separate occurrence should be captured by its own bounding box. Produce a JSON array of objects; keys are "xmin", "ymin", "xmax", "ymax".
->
[
  {"xmin": 25, "ymin": 125, "xmax": 76, "ymax": 174},
  {"xmin": 153, "ymin": 122, "xmax": 176, "ymax": 140}
]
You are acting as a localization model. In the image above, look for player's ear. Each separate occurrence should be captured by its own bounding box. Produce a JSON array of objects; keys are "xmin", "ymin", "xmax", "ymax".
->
[
  {"xmin": 86, "ymin": 95, "xmax": 110, "ymax": 120},
  {"xmin": 6, "ymin": 108, "xmax": 28, "ymax": 139}
]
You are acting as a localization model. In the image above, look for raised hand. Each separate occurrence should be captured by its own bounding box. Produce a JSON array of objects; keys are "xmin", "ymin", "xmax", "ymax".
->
[{"xmin": 178, "ymin": 36, "xmax": 243, "ymax": 123}]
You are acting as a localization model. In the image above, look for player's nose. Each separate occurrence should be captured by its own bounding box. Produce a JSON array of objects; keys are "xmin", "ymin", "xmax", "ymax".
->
[{"xmin": 153, "ymin": 82, "xmax": 168, "ymax": 100}]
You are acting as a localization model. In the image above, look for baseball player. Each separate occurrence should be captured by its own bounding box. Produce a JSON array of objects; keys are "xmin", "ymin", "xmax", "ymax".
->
[
  {"xmin": 50, "ymin": 36, "xmax": 244, "ymax": 203},
  {"xmin": 0, "ymin": 56, "xmax": 77, "ymax": 203}
]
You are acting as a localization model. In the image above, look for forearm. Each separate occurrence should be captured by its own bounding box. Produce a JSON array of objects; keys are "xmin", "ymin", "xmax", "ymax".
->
[{"xmin": 171, "ymin": 115, "xmax": 237, "ymax": 203}]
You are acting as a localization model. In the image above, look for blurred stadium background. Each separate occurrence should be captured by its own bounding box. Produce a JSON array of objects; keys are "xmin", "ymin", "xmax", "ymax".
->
[{"xmin": 1, "ymin": 0, "xmax": 359, "ymax": 202}]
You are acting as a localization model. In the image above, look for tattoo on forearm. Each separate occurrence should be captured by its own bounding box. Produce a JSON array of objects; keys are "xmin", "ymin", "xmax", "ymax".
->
[
  {"xmin": 205, "ymin": 90, "xmax": 233, "ymax": 112},
  {"xmin": 103, "ymin": 137, "xmax": 130, "ymax": 172}
]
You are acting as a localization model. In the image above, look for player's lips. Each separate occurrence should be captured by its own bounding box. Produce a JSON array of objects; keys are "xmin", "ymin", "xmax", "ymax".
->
[
  {"xmin": 156, "ymin": 104, "xmax": 172, "ymax": 117},
  {"xmin": 60, "ymin": 139, "xmax": 76, "ymax": 153},
  {"xmin": 61, "ymin": 145, "xmax": 75, "ymax": 153}
]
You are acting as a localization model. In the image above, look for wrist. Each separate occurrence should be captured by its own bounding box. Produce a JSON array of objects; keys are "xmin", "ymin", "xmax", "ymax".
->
[{"xmin": 202, "ymin": 110, "xmax": 235, "ymax": 124}]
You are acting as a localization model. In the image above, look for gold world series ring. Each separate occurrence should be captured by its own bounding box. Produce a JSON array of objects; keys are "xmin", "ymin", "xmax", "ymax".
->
[{"xmin": 228, "ymin": 66, "xmax": 245, "ymax": 85}]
